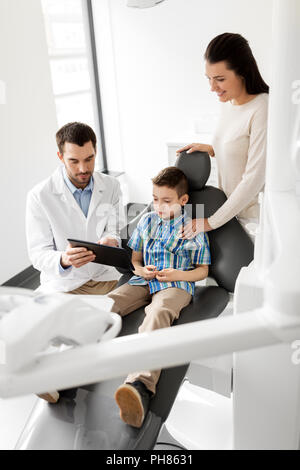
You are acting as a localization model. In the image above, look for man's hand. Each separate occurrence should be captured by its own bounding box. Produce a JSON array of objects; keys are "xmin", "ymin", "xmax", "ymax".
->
[
  {"xmin": 136, "ymin": 265, "xmax": 158, "ymax": 280},
  {"xmin": 61, "ymin": 244, "xmax": 96, "ymax": 269},
  {"xmin": 156, "ymin": 268, "xmax": 181, "ymax": 283},
  {"xmin": 98, "ymin": 237, "xmax": 119, "ymax": 247}
]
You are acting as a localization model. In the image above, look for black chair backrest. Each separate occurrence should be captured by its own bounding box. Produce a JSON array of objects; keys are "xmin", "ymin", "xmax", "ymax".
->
[{"xmin": 121, "ymin": 151, "xmax": 254, "ymax": 293}]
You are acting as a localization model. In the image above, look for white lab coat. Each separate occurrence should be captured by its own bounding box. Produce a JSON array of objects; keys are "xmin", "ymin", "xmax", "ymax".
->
[{"xmin": 26, "ymin": 166, "xmax": 125, "ymax": 293}]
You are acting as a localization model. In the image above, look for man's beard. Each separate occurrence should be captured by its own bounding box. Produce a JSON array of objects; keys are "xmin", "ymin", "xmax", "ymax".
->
[{"xmin": 71, "ymin": 172, "xmax": 92, "ymax": 186}]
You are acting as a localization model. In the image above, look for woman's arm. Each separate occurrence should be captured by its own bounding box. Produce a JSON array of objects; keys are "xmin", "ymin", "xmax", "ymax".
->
[
  {"xmin": 182, "ymin": 218, "xmax": 213, "ymax": 238},
  {"xmin": 182, "ymin": 103, "xmax": 268, "ymax": 238}
]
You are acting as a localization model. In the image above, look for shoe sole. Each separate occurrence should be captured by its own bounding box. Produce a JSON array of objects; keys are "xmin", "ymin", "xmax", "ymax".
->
[
  {"xmin": 115, "ymin": 384, "xmax": 144, "ymax": 428},
  {"xmin": 37, "ymin": 392, "xmax": 60, "ymax": 404}
]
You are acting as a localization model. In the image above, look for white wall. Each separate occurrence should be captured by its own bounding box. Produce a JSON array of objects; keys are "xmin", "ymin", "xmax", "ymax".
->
[
  {"xmin": 0, "ymin": 0, "xmax": 58, "ymax": 284},
  {"xmin": 93, "ymin": 0, "xmax": 274, "ymax": 204}
]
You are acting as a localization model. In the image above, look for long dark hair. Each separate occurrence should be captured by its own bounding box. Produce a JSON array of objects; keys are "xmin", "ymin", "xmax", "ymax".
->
[{"xmin": 204, "ymin": 33, "xmax": 269, "ymax": 95}]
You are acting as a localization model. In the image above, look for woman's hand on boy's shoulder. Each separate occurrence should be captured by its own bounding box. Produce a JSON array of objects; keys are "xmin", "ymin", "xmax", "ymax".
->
[{"xmin": 181, "ymin": 218, "xmax": 212, "ymax": 239}]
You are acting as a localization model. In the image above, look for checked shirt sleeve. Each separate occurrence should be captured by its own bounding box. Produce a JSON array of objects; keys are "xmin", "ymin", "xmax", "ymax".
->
[
  {"xmin": 127, "ymin": 218, "xmax": 145, "ymax": 252},
  {"xmin": 189, "ymin": 232, "xmax": 211, "ymax": 265}
]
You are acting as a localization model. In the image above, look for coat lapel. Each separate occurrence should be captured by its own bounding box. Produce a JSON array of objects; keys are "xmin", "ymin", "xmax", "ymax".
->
[
  {"xmin": 51, "ymin": 166, "xmax": 87, "ymax": 221},
  {"xmin": 86, "ymin": 172, "xmax": 105, "ymax": 220}
]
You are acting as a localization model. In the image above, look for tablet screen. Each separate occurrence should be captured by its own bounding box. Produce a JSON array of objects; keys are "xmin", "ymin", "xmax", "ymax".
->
[{"xmin": 67, "ymin": 239, "xmax": 134, "ymax": 271}]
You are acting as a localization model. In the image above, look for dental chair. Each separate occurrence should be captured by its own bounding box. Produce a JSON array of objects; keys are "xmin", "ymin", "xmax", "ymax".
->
[{"xmin": 16, "ymin": 151, "xmax": 254, "ymax": 450}]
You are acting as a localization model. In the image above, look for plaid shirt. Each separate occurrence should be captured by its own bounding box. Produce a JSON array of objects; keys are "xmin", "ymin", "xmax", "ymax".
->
[{"xmin": 128, "ymin": 211, "xmax": 211, "ymax": 295}]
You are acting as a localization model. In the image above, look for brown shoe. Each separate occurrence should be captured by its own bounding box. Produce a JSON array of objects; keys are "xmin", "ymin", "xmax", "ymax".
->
[
  {"xmin": 37, "ymin": 391, "xmax": 60, "ymax": 404},
  {"xmin": 114, "ymin": 381, "xmax": 151, "ymax": 428}
]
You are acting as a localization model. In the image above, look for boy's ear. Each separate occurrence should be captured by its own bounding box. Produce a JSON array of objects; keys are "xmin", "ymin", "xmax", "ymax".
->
[
  {"xmin": 57, "ymin": 151, "xmax": 63, "ymax": 162},
  {"xmin": 181, "ymin": 194, "xmax": 189, "ymax": 206}
]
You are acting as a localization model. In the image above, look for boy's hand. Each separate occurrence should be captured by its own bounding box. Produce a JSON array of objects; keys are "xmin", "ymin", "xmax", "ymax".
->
[
  {"xmin": 156, "ymin": 268, "xmax": 181, "ymax": 282},
  {"xmin": 138, "ymin": 265, "xmax": 158, "ymax": 280}
]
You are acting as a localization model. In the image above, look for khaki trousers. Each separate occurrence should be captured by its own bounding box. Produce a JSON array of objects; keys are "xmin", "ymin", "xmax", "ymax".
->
[
  {"xmin": 108, "ymin": 284, "xmax": 192, "ymax": 395},
  {"xmin": 67, "ymin": 280, "xmax": 118, "ymax": 295}
]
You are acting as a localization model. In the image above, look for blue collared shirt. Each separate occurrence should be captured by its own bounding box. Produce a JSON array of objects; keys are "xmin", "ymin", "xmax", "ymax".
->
[
  {"xmin": 128, "ymin": 211, "xmax": 211, "ymax": 296},
  {"xmin": 63, "ymin": 166, "xmax": 94, "ymax": 218}
]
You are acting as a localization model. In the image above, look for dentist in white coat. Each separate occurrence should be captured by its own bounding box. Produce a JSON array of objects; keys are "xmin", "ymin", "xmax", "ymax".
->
[{"xmin": 26, "ymin": 122, "xmax": 125, "ymax": 296}]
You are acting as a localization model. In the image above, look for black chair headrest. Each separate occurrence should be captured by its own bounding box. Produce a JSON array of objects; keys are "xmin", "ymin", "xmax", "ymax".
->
[{"xmin": 175, "ymin": 151, "xmax": 211, "ymax": 191}]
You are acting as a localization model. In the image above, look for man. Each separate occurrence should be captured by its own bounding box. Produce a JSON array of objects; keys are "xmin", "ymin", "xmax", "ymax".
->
[{"xmin": 26, "ymin": 122, "xmax": 125, "ymax": 296}]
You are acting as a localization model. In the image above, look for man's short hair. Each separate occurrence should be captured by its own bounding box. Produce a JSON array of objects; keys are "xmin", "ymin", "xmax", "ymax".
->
[
  {"xmin": 152, "ymin": 167, "xmax": 189, "ymax": 198},
  {"xmin": 56, "ymin": 122, "xmax": 97, "ymax": 154}
]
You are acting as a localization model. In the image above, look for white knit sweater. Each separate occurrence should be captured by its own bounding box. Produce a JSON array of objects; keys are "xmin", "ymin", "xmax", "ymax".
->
[{"xmin": 208, "ymin": 93, "xmax": 269, "ymax": 229}]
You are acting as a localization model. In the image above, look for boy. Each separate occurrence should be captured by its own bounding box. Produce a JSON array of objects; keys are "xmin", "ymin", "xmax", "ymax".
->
[{"xmin": 108, "ymin": 166, "xmax": 211, "ymax": 428}]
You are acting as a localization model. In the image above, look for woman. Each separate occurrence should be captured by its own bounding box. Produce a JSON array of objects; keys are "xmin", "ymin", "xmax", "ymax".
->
[{"xmin": 179, "ymin": 33, "xmax": 269, "ymax": 241}]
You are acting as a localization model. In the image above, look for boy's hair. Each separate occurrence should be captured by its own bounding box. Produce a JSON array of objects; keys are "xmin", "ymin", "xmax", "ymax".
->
[
  {"xmin": 56, "ymin": 122, "xmax": 97, "ymax": 155},
  {"xmin": 152, "ymin": 167, "xmax": 189, "ymax": 198}
]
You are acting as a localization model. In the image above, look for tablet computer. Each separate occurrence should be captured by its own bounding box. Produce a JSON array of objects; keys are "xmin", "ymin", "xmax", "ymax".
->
[{"xmin": 67, "ymin": 239, "xmax": 135, "ymax": 271}]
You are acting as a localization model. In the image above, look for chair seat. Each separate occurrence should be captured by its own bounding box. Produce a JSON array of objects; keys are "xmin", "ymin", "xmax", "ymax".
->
[{"xmin": 16, "ymin": 282, "xmax": 229, "ymax": 450}]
